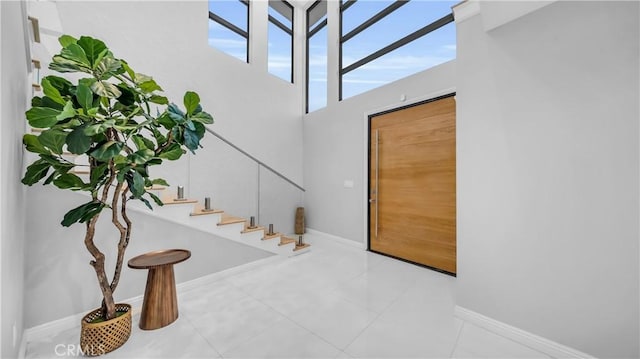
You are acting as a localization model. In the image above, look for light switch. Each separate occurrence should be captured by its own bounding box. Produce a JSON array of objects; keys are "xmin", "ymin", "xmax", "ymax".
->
[{"xmin": 344, "ymin": 180, "xmax": 354, "ymax": 188}]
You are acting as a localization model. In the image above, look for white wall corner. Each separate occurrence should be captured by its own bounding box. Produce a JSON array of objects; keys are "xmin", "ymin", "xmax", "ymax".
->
[
  {"xmin": 479, "ymin": 1, "xmax": 558, "ymax": 32},
  {"xmin": 452, "ymin": 0, "xmax": 480, "ymax": 24},
  {"xmin": 306, "ymin": 228, "xmax": 366, "ymax": 250},
  {"xmin": 454, "ymin": 306, "xmax": 596, "ymax": 359}
]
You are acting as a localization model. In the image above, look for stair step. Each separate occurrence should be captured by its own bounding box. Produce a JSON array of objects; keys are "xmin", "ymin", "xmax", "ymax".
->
[
  {"xmin": 263, "ymin": 232, "xmax": 282, "ymax": 240},
  {"xmin": 279, "ymin": 236, "xmax": 296, "ymax": 246},
  {"xmin": 217, "ymin": 214, "xmax": 246, "ymax": 226},
  {"xmin": 241, "ymin": 226, "xmax": 264, "ymax": 234},
  {"xmin": 145, "ymin": 185, "xmax": 167, "ymax": 191},
  {"xmin": 294, "ymin": 243, "xmax": 311, "ymax": 251},
  {"xmin": 161, "ymin": 193, "xmax": 198, "ymax": 205},
  {"xmin": 190, "ymin": 204, "xmax": 223, "ymax": 217}
]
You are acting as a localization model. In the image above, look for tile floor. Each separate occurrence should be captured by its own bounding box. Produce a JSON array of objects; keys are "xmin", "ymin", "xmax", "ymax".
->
[{"xmin": 26, "ymin": 233, "xmax": 550, "ymax": 358}]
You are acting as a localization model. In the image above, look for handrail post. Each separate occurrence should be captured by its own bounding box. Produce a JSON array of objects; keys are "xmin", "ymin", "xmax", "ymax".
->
[{"xmin": 256, "ymin": 163, "xmax": 261, "ymax": 225}]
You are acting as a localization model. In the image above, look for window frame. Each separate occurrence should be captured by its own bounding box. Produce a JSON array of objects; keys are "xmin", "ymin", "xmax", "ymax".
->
[
  {"xmin": 208, "ymin": 0, "xmax": 251, "ymax": 63},
  {"xmin": 268, "ymin": 0, "xmax": 295, "ymax": 83},
  {"xmin": 306, "ymin": 0, "xmax": 328, "ymax": 113},
  {"xmin": 339, "ymin": 0, "xmax": 454, "ymax": 100}
]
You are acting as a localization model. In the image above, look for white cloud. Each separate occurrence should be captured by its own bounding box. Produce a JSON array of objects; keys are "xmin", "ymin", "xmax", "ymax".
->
[
  {"xmin": 357, "ymin": 54, "xmax": 452, "ymax": 72},
  {"xmin": 268, "ymin": 56, "xmax": 292, "ymax": 69},
  {"xmin": 342, "ymin": 78, "xmax": 388, "ymax": 85},
  {"xmin": 208, "ymin": 37, "xmax": 246, "ymax": 49}
]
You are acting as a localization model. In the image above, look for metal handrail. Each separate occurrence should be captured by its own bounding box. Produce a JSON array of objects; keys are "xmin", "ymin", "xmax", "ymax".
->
[{"xmin": 204, "ymin": 127, "xmax": 305, "ymax": 192}]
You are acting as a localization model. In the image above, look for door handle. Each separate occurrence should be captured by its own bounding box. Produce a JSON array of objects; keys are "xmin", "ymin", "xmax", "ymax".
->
[
  {"xmin": 374, "ymin": 130, "xmax": 379, "ymax": 238},
  {"xmin": 369, "ymin": 198, "xmax": 376, "ymax": 203}
]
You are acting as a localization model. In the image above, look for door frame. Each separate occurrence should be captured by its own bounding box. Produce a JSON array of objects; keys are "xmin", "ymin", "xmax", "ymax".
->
[{"xmin": 362, "ymin": 89, "xmax": 457, "ymax": 270}]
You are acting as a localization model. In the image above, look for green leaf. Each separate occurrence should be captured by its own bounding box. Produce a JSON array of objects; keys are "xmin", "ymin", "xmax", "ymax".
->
[
  {"xmin": 26, "ymin": 107, "xmax": 60, "ymax": 128},
  {"xmin": 23, "ymin": 134, "xmax": 50, "ymax": 155},
  {"xmin": 41, "ymin": 78, "xmax": 66, "ymax": 105},
  {"xmin": 128, "ymin": 149, "xmax": 154, "ymax": 165},
  {"xmin": 185, "ymin": 119, "xmax": 196, "ymax": 131},
  {"xmin": 191, "ymin": 111, "xmax": 214, "ymax": 124},
  {"xmin": 84, "ymin": 119, "xmax": 115, "ymax": 136},
  {"xmin": 76, "ymin": 83, "xmax": 93, "ymax": 111},
  {"xmin": 49, "ymin": 55, "xmax": 91, "ymax": 73},
  {"xmin": 193, "ymin": 121, "xmax": 205, "ymax": 138},
  {"xmin": 183, "ymin": 91, "xmax": 200, "ymax": 115},
  {"xmin": 158, "ymin": 143, "xmax": 184, "ymax": 160},
  {"xmin": 151, "ymin": 178, "xmax": 169, "ymax": 186},
  {"xmin": 90, "ymin": 163, "xmax": 108, "ymax": 188},
  {"xmin": 77, "ymin": 36, "xmax": 107, "ymax": 67},
  {"xmin": 39, "ymin": 154, "xmax": 74, "ymax": 173},
  {"xmin": 38, "ymin": 129, "xmax": 67, "ymax": 154},
  {"xmin": 131, "ymin": 135, "xmax": 155, "ymax": 151},
  {"xmin": 57, "ymin": 101, "xmax": 76, "ymax": 122},
  {"xmin": 147, "ymin": 192, "xmax": 164, "ymax": 207},
  {"xmin": 91, "ymin": 81, "xmax": 122, "ymax": 98},
  {"xmin": 46, "ymin": 76, "xmax": 74, "ymax": 96},
  {"xmin": 122, "ymin": 62, "xmax": 136, "ymax": 81},
  {"xmin": 167, "ymin": 104, "xmax": 185, "ymax": 123},
  {"xmin": 149, "ymin": 95, "xmax": 168, "ymax": 105},
  {"xmin": 66, "ymin": 126, "xmax": 92, "ymax": 154},
  {"xmin": 116, "ymin": 84, "xmax": 136, "ymax": 106},
  {"xmin": 40, "ymin": 96, "xmax": 63, "ymax": 110},
  {"xmin": 61, "ymin": 43, "xmax": 90, "ymax": 66},
  {"xmin": 95, "ymin": 56, "xmax": 123, "ymax": 79},
  {"xmin": 90, "ymin": 141, "xmax": 123, "ymax": 161},
  {"xmin": 116, "ymin": 167, "xmax": 129, "ymax": 184},
  {"xmin": 184, "ymin": 128, "xmax": 201, "ymax": 154},
  {"xmin": 58, "ymin": 35, "xmax": 78, "ymax": 47},
  {"xmin": 138, "ymin": 196, "xmax": 153, "ymax": 210},
  {"xmin": 138, "ymin": 79, "xmax": 162, "ymax": 93},
  {"xmin": 157, "ymin": 113, "xmax": 175, "ymax": 129},
  {"xmin": 61, "ymin": 201, "xmax": 105, "ymax": 227},
  {"xmin": 53, "ymin": 173, "xmax": 86, "ymax": 191},
  {"xmin": 21, "ymin": 159, "xmax": 51, "ymax": 185},
  {"xmin": 129, "ymin": 170, "xmax": 145, "ymax": 198}
]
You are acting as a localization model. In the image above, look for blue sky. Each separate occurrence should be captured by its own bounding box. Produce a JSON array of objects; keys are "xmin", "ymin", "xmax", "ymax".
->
[{"xmin": 208, "ymin": 0, "xmax": 457, "ymax": 111}]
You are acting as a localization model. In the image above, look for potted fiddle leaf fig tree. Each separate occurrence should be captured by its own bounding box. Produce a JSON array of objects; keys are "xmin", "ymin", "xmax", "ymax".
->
[{"xmin": 21, "ymin": 35, "xmax": 213, "ymax": 355}]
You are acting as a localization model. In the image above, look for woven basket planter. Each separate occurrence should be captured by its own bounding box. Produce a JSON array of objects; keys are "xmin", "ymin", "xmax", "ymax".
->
[{"xmin": 80, "ymin": 303, "xmax": 132, "ymax": 356}]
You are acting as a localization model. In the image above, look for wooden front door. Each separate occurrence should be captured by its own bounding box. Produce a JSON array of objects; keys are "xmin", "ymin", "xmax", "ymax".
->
[{"xmin": 368, "ymin": 95, "xmax": 456, "ymax": 274}]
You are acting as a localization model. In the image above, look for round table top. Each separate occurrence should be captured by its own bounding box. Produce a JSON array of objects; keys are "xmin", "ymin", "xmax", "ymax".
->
[{"xmin": 128, "ymin": 249, "xmax": 191, "ymax": 269}]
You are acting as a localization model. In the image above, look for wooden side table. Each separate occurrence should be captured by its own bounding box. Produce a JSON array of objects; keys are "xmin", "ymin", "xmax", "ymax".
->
[{"xmin": 128, "ymin": 249, "xmax": 191, "ymax": 330}]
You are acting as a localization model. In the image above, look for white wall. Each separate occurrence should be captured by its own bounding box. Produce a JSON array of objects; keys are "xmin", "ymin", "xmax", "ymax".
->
[
  {"xmin": 455, "ymin": 2, "xmax": 639, "ymax": 358},
  {"xmin": 303, "ymin": 63, "xmax": 456, "ymax": 243},
  {"xmin": 54, "ymin": 0, "xmax": 305, "ymax": 190},
  {"xmin": 0, "ymin": 2, "xmax": 29, "ymax": 357},
  {"xmin": 24, "ymin": 186, "xmax": 272, "ymax": 328}
]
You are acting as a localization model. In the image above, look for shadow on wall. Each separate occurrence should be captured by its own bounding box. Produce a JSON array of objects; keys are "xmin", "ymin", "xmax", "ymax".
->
[{"xmin": 23, "ymin": 185, "xmax": 273, "ymax": 328}]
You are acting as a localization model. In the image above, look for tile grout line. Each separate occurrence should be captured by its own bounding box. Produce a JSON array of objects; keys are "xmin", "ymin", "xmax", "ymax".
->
[
  {"xmin": 449, "ymin": 319, "xmax": 466, "ymax": 358},
  {"xmin": 338, "ymin": 274, "xmax": 420, "ymax": 355},
  {"xmin": 182, "ymin": 311, "xmax": 224, "ymax": 359}
]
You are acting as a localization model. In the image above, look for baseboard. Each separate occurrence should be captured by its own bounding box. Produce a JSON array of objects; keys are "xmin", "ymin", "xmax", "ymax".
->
[
  {"xmin": 454, "ymin": 306, "xmax": 595, "ymax": 359},
  {"xmin": 20, "ymin": 255, "xmax": 282, "ymax": 355},
  {"xmin": 305, "ymin": 228, "xmax": 366, "ymax": 250}
]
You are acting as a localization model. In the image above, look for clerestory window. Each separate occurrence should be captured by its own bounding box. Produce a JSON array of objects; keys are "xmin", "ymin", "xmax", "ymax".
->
[
  {"xmin": 208, "ymin": 0, "xmax": 250, "ymax": 63},
  {"xmin": 268, "ymin": 0, "xmax": 294, "ymax": 83},
  {"xmin": 306, "ymin": 0, "xmax": 328, "ymax": 113},
  {"xmin": 340, "ymin": 0, "xmax": 457, "ymax": 100}
]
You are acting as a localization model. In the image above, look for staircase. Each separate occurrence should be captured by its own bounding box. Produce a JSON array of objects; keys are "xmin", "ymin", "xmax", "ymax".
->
[
  {"xmin": 129, "ymin": 185, "xmax": 311, "ymax": 256},
  {"xmin": 30, "ymin": 122, "xmax": 309, "ymax": 258}
]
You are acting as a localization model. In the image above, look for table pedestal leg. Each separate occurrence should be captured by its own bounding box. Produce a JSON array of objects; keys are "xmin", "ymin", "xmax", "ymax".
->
[{"xmin": 139, "ymin": 265, "xmax": 178, "ymax": 330}]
